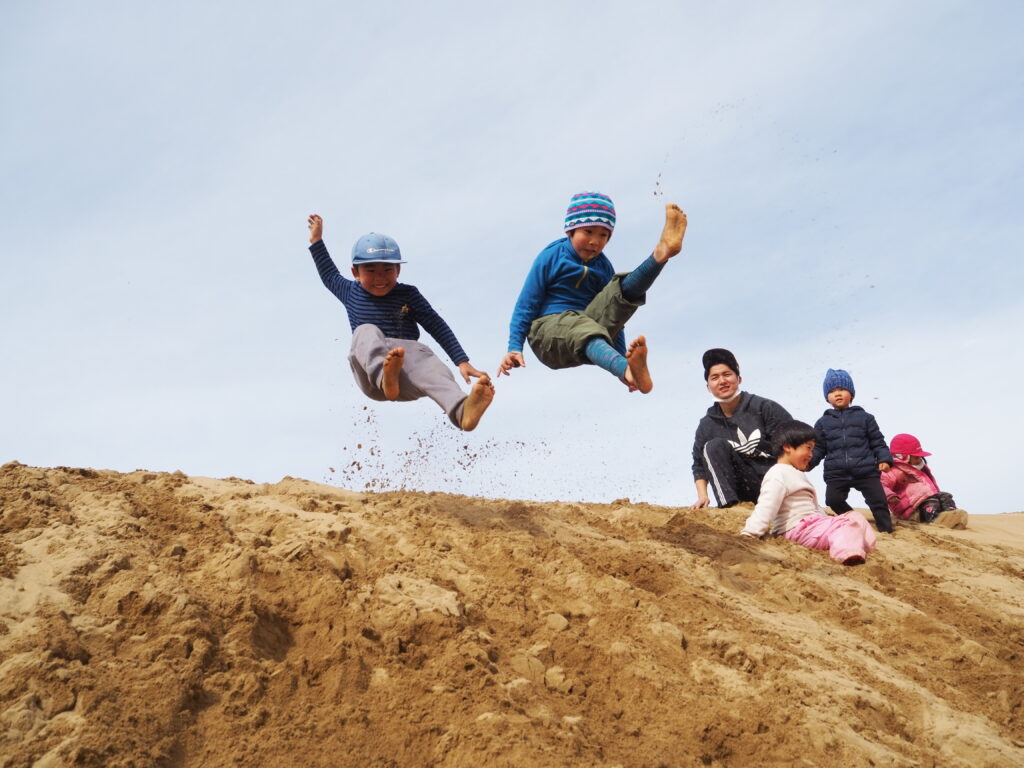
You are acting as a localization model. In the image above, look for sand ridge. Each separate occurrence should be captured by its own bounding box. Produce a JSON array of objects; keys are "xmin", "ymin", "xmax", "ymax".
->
[{"xmin": 1, "ymin": 461, "xmax": 1022, "ymax": 767}]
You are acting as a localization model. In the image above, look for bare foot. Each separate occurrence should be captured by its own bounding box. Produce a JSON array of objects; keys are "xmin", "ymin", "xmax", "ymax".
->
[
  {"xmin": 460, "ymin": 375, "xmax": 495, "ymax": 431},
  {"xmin": 624, "ymin": 336, "xmax": 653, "ymax": 394},
  {"xmin": 382, "ymin": 348, "xmax": 404, "ymax": 400},
  {"xmin": 652, "ymin": 204, "xmax": 687, "ymax": 263}
]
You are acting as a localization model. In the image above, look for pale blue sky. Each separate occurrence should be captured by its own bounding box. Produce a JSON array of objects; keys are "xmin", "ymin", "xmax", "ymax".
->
[{"xmin": 3, "ymin": 2, "xmax": 1022, "ymax": 514}]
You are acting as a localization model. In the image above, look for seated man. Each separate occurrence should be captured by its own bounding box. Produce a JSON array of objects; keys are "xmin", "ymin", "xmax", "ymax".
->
[{"xmin": 691, "ymin": 348, "xmax": 792, "ymax": 508}]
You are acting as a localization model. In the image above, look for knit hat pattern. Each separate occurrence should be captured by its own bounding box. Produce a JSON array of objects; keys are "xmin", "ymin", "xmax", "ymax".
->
[
  {"xmin": 822, "ymin": 368, "xmax": 855, "ymax": 400},
  {"xmin": 564, "ymin": 192, "xmax": 616, "ymax": 232},
  {"xmin": 702, "ymin": 348, "xmax": 740, "ymax": 380}
]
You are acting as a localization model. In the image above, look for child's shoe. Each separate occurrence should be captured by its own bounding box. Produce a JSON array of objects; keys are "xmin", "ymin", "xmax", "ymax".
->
[
  {"xmin": 918, "ymin": 498, "xmax": 942, "ymax": 523},
  {"xmin": 938, "ymin": 492, "xmax": 958, "ymax": 511}
]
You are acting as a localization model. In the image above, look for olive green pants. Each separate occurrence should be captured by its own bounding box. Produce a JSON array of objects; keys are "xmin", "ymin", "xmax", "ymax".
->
[{"xmin": 526, "ymin": 275, "xmax": 645, "ymax": 369}]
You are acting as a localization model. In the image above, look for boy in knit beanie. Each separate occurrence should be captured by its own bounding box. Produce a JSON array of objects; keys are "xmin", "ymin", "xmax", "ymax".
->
[
  {"xmin": 806, "ymin": 369, "xmax": 895, "ymax": 533},
  {"xmin": 497, "ymin": 193, "xmax": 687, "ymax": 393}
]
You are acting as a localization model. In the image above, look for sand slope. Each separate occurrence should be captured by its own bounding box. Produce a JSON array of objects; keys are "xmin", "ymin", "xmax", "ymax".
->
[{"xmin": 1, "ymin": 461, "xmax": 1022, "ymax": 767}]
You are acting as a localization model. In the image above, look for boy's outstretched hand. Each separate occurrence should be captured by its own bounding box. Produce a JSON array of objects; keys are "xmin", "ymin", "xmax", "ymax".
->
[
  {"xmin": 308, "ymin": 214, "xmax": 323, "ymax": 244},
  {"xmin": 458, "ymin": 361, "xmax": 489, "ymax": 384},
  {"xmin": 497, "ymin": 352, "xmax": 525, "ymax": 377}
]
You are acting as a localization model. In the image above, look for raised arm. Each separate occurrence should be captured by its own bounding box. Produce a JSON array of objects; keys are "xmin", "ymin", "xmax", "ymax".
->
[{"xmin": 306, "ymin": 214, "xmax": 352, "ymax": 303}]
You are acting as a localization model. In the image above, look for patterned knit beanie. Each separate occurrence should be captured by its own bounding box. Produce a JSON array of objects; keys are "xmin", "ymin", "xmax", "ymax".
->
[
  {"xmin": 822, "ymin": 368, "xmax": 855, "ymax": 400},
  {"xmin": 564, "ymin": 192, "xmax": 616, "ymax": 233}
]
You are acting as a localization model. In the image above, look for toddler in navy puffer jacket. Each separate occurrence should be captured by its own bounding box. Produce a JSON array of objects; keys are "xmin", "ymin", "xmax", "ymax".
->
[{"xmin": 806, "ymin": 369, "xmax": 894, "ymax": 533}]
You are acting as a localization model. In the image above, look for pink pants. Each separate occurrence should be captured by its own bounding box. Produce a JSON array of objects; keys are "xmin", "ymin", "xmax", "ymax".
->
[{"xmin": 783, "ymin": 511, "xmax": 876, "ymax": 563}]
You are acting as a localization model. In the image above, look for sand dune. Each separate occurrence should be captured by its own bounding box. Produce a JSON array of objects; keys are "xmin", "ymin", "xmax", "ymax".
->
[{"xmin": 1, "ymin": 461, "xmax": 1022, "ymax": 767}]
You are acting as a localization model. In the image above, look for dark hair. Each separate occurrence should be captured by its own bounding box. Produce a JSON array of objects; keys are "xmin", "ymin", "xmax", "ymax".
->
[
  {"xmin": 771, "ymin": 419, "xmax": 816, "ymax": 457},
  {"xmin": 702, "ymin": 348, "xmax": 740, "ymax": 380}
]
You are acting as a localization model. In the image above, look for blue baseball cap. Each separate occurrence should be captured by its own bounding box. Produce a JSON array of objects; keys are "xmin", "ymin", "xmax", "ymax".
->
[{"xmin": 351, "ymin": 232, "xmax": 405, "ymax": 265}]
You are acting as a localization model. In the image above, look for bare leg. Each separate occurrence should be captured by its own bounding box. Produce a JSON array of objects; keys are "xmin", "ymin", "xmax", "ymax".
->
[
  {"xmin": 652, "ymin": 204, "xmax": 688, "ymax": 264},
  {"xmin": 460, "ymin": 375, "xmax": 495, "ymax": 431},
  {"xmin": 624, "ymin": 336, "xmax": 653, "ymax": 394},
  {"xmin": 381, "ymin": 347, "xmax": 404, "ymax": 400}
]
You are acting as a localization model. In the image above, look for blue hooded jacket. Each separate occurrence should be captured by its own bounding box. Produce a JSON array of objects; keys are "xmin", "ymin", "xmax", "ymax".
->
[
  {"xmin": 808, "ymin": 406, "xmax": 893, "ymax": 482},
  {"xmin": 506, "ymin": 237, "xmax": 624, "ymax": 355}
]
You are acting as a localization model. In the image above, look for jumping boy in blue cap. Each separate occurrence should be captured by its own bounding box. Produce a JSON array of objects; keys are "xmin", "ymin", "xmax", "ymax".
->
[
  {"xmin": 306, "ymin": 214, "xmax": 494, "ymax": 431},
  {"xmin": 497, "ymin": 194, "xmax": 687, "ymax": 392}
]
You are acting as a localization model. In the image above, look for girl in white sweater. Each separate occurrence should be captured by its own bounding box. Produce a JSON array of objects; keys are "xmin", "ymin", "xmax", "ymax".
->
[{"xmin": 741, "ymin": 420, "xmax": 876, "ymax": 565}]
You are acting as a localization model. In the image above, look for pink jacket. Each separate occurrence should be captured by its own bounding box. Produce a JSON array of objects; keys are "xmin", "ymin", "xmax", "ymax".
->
[{"xmin": 880, "ymin": 460, "xmax": 940, "ymax": 519}]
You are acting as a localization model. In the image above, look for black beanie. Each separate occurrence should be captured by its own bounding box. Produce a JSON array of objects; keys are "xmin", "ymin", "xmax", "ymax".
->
[{"xmin": 702, "ymin": 348, "xmax": 740, "ymax": 380}]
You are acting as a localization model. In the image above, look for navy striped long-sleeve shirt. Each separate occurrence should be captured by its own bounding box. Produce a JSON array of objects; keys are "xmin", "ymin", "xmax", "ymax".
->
[{"xmin": 309, "ymin": 240, "xmax": 469, "ymax": 365}]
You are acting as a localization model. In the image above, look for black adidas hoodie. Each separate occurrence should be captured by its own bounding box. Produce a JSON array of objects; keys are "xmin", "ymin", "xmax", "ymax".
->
[{"xmin": 691, "ymin": 392, "xmax": 793, "ymax": 482}]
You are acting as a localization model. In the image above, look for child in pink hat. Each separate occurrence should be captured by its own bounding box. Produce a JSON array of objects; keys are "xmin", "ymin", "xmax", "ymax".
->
[{"xmin": 880, "ymin": 434, "xmax": 966, "ymax": 527}]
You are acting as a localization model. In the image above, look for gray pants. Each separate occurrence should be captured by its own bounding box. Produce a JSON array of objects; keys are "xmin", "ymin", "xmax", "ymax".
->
[{"xmin": 348, "ymin": 324, "xmax": 467, "ymax": 428}]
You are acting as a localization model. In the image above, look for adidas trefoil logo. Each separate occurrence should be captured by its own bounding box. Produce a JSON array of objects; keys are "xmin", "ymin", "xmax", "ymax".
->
[{"xmin": 728, "ymin": 428, "xmax": 769, "ymax": 457}]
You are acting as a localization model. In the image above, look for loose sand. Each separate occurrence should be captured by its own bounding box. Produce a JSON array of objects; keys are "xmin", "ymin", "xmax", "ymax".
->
[{"xmin": 1, "ymin": 461, "xmax": 1021, "ymax": 767}]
